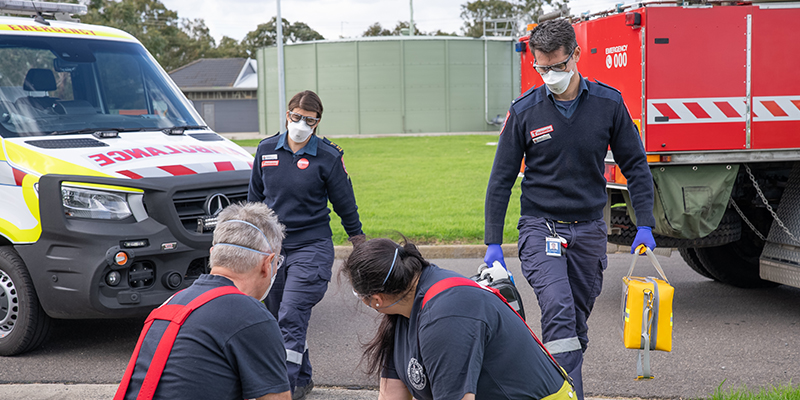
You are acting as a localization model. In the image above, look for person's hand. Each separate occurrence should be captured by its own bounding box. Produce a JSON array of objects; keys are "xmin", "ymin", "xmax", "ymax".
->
[
  {"xmin": 348, "ymin": 234, "xmax": 366, "ymax": 247},
  {"xmin": 484, "ymin": 244, "xmax": 507, "ymax": 269},
  {"xmin": 631, "ymin": 226, "xmax": 656, "ymax": 254}
]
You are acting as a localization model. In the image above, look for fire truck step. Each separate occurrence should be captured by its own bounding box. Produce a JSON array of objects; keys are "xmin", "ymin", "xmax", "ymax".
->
[{"xmin": 760, "ymin": 163, "xmax": 800, "ymax": 288}]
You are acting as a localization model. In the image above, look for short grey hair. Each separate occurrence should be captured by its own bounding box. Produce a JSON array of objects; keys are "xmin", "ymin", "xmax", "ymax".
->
[
  {"xmin": 210, "ymin": 202, "xmax": 285, "ymax": 274},
  {"xmin": 529, "ymin": 19, "xmax": 577, "ymax": 56}
]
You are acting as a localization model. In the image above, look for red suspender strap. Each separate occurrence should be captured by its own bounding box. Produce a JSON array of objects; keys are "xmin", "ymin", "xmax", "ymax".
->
[
  {"xmin": 421, "ymin": 277, "xmax": 570, "ymax": 384},
  {"xmin": 114, "ymin": 286, "xmax": 245, "ymax": 400}
]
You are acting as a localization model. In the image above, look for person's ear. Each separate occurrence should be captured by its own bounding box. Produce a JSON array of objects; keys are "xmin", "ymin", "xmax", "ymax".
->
[
  {"xmin": 574, "ymin": 46, "xmax": 581, "ymax": 63},
  {"xmin": 261, "ymin": 253, "xmax": 275, "ymax": 278}
]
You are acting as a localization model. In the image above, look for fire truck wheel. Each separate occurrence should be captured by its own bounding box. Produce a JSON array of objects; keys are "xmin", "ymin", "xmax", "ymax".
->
[
  {"xmin": 607, "ymin": 210, "xmax": 741, "ymax": 248},
  {"xmin": 693, "ymin": 238, "xmax": 779, "ymax": 289},
  {"xmin": 0, "ymin": 247, "xmax": 52, "ymax": 356},
  {"xmin": 677, "ymin": 248, "xmax": 715, "ymax": 280}
]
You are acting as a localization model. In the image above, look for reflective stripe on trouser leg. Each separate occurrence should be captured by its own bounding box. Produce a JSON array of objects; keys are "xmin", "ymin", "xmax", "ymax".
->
[
  {"xmin": 544, "ymin": 337, "xmax": 582, "ymax": 354},
  {"xmin": 286, "ymin": 341, "xmax": 309, "ymax": 365},
  {"xmin": 518, "ymin": 216, "xmax": 607, "ymax": 400},
  {"xmin": 276, "ymin": 239, "xmax": 334, "ymax": 390}
]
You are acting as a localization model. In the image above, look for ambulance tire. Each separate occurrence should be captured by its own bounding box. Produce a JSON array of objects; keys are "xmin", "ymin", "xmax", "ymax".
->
[
  {"xmin": 693, "ymin": 238, "xmax": 779, "ymax": 289},
  {"xmin": 678, "ymin": 248, "xmax": 715, "ymax": 280},
  {"xmin": 0, "ymin": 247, "xmax": 52, "ymax": 356}
]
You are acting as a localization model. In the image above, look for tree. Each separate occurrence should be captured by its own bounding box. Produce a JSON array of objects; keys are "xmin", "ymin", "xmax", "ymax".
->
[
  {"xmin": 460, "ymin": 0, "xmax": 517, "ymax": 38},
  {"xmin": 241, "ymin": 17, "xmax": 325, "ymax": 58},
  {"xmin": 460, "ymin": 0, "xmax": 568, "ymax": 38},
  {"xmin": 82, "ymin": 0, "xmax": 196, "ymax": 70},
  {"xmin": 362, "ymin": 21, "xmax": 426, "ymax": 37},
  {"xmin": 363, "ymin": 22, "xmax": 391, "ymax": 37}
]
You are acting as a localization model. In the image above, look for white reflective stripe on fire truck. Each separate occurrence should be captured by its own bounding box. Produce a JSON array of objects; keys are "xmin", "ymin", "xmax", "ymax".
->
[{"xmin": 647, "ymin": 96, "xmax": 800, "ymax": 124}]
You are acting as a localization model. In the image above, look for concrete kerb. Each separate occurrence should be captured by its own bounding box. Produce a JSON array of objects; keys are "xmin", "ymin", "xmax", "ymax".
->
[{"xmin": 334, "ymin": 242, "xmax": 629, "ymax": 260}]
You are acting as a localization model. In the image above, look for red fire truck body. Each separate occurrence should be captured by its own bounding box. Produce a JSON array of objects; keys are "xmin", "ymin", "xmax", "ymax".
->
[{"xmin": 517, "ymin": 2, "xmax": 800, "ymax": 289}]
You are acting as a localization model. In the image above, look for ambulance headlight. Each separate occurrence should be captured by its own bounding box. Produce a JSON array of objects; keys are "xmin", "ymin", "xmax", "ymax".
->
[{"xmin": 61, "ymin": 186, "xmax": 132, "ymax": 220}]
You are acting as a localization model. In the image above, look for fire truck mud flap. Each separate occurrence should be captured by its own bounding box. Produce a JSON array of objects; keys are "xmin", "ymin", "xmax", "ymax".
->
[{"xmin": 650, "ymin": 164, "xmax": 739, "ymax": 239}]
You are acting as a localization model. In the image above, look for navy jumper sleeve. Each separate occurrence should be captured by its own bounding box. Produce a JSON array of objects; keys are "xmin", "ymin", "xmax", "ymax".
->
[
  {"xmin": 247, "ymin": 143, "xmax": 266, "ymax": 203},
  {"xmin": 608, "ymin": 99, "xmax": 656, "ymax": 228},
  {"xmin": 484, "ymin": 106, "xmax": 526, "ymax": 245},
  {"xmin": 324, "ymin": 149, "xmax": 363, "ymax": 238}
]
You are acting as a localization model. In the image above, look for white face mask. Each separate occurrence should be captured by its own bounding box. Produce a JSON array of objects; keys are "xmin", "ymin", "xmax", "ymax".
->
[
  {"xmin": 542, "ymin": 69, "xmax": 574, "ymax": 95},
  {"xmin": 288, "ymin": 120, "xmax": 313, "ymax": 143},
  {"xmin": 260, "ymin": 270, "xmax": 277, "ymax": 302}
]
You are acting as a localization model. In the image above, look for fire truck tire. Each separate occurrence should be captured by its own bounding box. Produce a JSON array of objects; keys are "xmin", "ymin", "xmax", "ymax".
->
[
  {"xmin": 607, "ymin": 210, "xmax": 741, "ymax": 248},
  {"xmin": 693, "ymin": 239, "xmax": 779, "ymax": 289},
  {"xmin": 0, "ymin": 247, "xmax": 52, "ymax": 356},
  {"xmin": 678, "ymin": 248, "xmax": 715, "ymax": 280}
]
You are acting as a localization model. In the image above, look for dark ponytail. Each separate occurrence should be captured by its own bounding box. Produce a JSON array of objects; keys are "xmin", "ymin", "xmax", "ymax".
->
[{"xmin": 341, "ymin": 237, "xmax": 429, "ymax": 376}]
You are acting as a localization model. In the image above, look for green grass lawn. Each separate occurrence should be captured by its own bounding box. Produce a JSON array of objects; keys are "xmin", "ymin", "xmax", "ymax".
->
[
  {"xmin": 702, "ymin": 382, "xmax": 800, "ymax": 400},
  {"xmin": 235, "ymin": 135, "xmax": 522, "ymax": 245}
]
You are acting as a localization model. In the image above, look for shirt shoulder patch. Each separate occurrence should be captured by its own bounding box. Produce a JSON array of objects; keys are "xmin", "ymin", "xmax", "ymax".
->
[{"xmin": 322, "ymin": 137, "xmax": 344, "ymax": 155}]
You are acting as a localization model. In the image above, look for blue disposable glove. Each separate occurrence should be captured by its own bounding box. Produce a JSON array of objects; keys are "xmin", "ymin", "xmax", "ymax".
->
[
  {"xmin": 484, "ymin": 244, "xmax": 507, "ymax": 269},
  {"xmin": 631, "ymin": 226, "xmax": 656, "ymax": 254}
]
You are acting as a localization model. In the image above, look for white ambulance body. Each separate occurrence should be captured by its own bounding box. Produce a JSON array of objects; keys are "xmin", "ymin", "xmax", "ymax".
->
[{"xmin": 0, "ymin": 2, "xmax": 254, "ymax": 355}]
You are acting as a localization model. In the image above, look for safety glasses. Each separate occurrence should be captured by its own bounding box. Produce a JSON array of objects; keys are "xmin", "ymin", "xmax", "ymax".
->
[
  {"xmin": 287, "ymin": 111, "xmax": 320, "ymax": 127},
  {"xmin": 532, "ymin": 48, "xmax": 575, "ymax": 74}
]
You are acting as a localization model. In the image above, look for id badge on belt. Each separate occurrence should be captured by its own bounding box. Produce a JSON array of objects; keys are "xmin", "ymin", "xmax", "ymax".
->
[{"xmin": 544, "ymin": 220, "xmax": 567, "ymax": 257}]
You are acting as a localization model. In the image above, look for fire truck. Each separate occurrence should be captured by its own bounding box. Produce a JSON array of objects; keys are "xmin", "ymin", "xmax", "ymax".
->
[{"xmin": 517, "ymin": 1, "xmax": 800, "ymax": 289}]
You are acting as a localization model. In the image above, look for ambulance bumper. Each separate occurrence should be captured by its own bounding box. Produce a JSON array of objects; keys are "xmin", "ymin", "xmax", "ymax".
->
[{"xmin": 15, "ymin": 171, "xmax": 250, "ymax": 319}]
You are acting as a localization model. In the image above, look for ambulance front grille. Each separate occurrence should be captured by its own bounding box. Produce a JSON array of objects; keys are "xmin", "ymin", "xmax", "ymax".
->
[{"xmin": 172, "ymin": 186, "xmax": 249, "ymax": 233}]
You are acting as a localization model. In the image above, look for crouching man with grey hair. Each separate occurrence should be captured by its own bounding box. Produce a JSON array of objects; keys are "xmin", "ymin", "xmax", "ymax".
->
[{"xmin": 115, "ymin": 202, "xmax": 291, "ymax": 400}]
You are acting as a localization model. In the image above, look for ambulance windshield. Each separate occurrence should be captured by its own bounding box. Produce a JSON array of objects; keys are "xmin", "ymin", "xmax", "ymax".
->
[{"xmin": 0, "ymin": 35, "xmax": 204, "ymax": 137}]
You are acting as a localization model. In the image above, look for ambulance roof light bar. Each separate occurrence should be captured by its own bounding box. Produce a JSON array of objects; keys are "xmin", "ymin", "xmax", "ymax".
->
[{"xmin": 0, "ymin": 1, "xmax": 87, "ymax": 17}]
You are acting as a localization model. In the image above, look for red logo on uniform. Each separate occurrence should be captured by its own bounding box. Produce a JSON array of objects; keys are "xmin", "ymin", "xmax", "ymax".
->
[
  {"xmin": 530, "ymin": 125, "xmax": 554, "ymax": 138},
  {"xmin": 297, "ymin": 158, "xmax": 309, "ymax": 170},
  {"xmin": 262, "ymin": 160, "xmax": 279, "ymax": 167}
]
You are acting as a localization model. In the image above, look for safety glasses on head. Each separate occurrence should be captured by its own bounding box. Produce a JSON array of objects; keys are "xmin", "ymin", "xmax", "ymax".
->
[
  {"xmin": 287, "ymin": 111, "xmax": 320, "ymax": 127},
  {"xmin": 532, "ymin": 47, "xmax": 576, "ymax": 74}
]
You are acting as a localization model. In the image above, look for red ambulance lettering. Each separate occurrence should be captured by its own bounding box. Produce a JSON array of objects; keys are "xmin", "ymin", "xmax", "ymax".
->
[
  {"xmin": 163, "ymin": 146, "xmax": 183, "ymax": 155},
  {"xmin": 124, "ymin": 148, "xmax": 152, "ymax": 159},
  {"xmin": 89, "ymin": 153, "xmax": 114, "ymax": 166},
  {"xmin": 172, "ymin": 145, "xmax": 196, "ymax": 153},
  {"xmin": 145, "ymin": 147, "xmax": 169, "ymax": 156},
  {"xmin": 190, "ymin": 145, "xmax": 213, "ymax": 154},
  {"xmin": 108, "ymin": 151, "xmax": 133, "ymax": 162}
]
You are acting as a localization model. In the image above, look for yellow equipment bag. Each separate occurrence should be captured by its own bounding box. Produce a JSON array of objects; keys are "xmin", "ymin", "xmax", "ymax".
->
[{"xmin": 621, "ymin": 248, "xmax": 674, "ymax": 379}]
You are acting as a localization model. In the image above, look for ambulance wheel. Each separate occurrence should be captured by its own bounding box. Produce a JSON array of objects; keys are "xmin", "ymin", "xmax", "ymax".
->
[
  {"xmin": 0, "ymin": 247, "xmax": 52, "ymax": 356},
  {"xmin": 693, "ymin": 237, "xmax": 778, "ymax": 289},
  {"xmin": 678, "ymin": 248, "xmax": 714, "ymax": 280}
]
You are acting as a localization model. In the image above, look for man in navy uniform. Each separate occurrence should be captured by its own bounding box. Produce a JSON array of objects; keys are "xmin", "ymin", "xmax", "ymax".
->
[{"xmin": 483, "ymin": 19, "xmax": 656, "ymax": 400}]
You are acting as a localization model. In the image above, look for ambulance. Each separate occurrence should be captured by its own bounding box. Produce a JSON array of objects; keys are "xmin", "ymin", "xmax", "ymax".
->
[{"xmin": 0, "ymin": 2, "xmax": 254, "ymax": 355}]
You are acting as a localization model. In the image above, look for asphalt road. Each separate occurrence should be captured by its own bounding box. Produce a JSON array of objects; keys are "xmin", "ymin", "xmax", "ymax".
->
[{"xmin": 0, "ymin": 252, "xmax": 798, "ymax": 399}]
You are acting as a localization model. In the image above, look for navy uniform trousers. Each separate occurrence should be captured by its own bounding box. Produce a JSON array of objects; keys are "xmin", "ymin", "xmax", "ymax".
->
[
  {"xmin": 517, "ymin": 216, "xmax": 608, "ymax": 400},
  {"xmin": 265, "ymin": 237, "xmax": 334, "ymax": 392}
]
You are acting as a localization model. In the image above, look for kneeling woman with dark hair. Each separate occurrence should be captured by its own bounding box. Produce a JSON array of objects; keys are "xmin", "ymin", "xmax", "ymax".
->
[{"xmin": 342, "ymin": 238, "xmax": 575, "ymax": 400}]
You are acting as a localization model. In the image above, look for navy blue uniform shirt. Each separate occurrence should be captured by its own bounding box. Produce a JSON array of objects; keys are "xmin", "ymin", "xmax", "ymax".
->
[
  {"xmin": 383, "ymin": 265, "xmax": 564, "ymax": 400},
  {"xmin": 485, "ymin": 77, "xmax": 655, "ymax": 244},
  {"xmin": 248, "ymin": 133, "xmax": 363, "ymax": 244},
  {"xmin": 124, "ymin": 274, "xmax": 290, "ymax": 400}
]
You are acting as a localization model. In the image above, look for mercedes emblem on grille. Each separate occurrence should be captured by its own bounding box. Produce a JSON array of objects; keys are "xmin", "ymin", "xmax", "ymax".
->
[{"xmin": 204, "ymin": 193, "xmax": 231, "ymax": 216}]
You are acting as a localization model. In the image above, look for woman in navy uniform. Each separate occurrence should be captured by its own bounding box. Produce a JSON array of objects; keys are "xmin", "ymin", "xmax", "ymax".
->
[
  {"xmin": 342, "ymin": 238, "xmax": 572, "ymax": 400},
  {"xmin": 248, "ymin": 90, "xmax": 365, "ymax": 400}
]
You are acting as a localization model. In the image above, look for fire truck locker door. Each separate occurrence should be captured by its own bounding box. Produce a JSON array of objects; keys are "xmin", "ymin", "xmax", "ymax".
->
[
  {"xmin": 644, "ymin": 6, "xmax": 750, "ymax": 152},
  {"xmin": 749, "ymin": 6, "xmax": 800, "ymax": 150}
]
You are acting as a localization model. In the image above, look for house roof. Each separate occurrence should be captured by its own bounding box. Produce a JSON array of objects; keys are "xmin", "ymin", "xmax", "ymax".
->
[{"xmin": 169, "ymin": 58, "xmax": 257, "ymax": 90}]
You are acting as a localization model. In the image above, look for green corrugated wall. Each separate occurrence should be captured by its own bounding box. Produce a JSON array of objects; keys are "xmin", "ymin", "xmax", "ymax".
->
[{"xmin": 257, "ymin": 37, "xmax": 519, "ymax": 136}]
